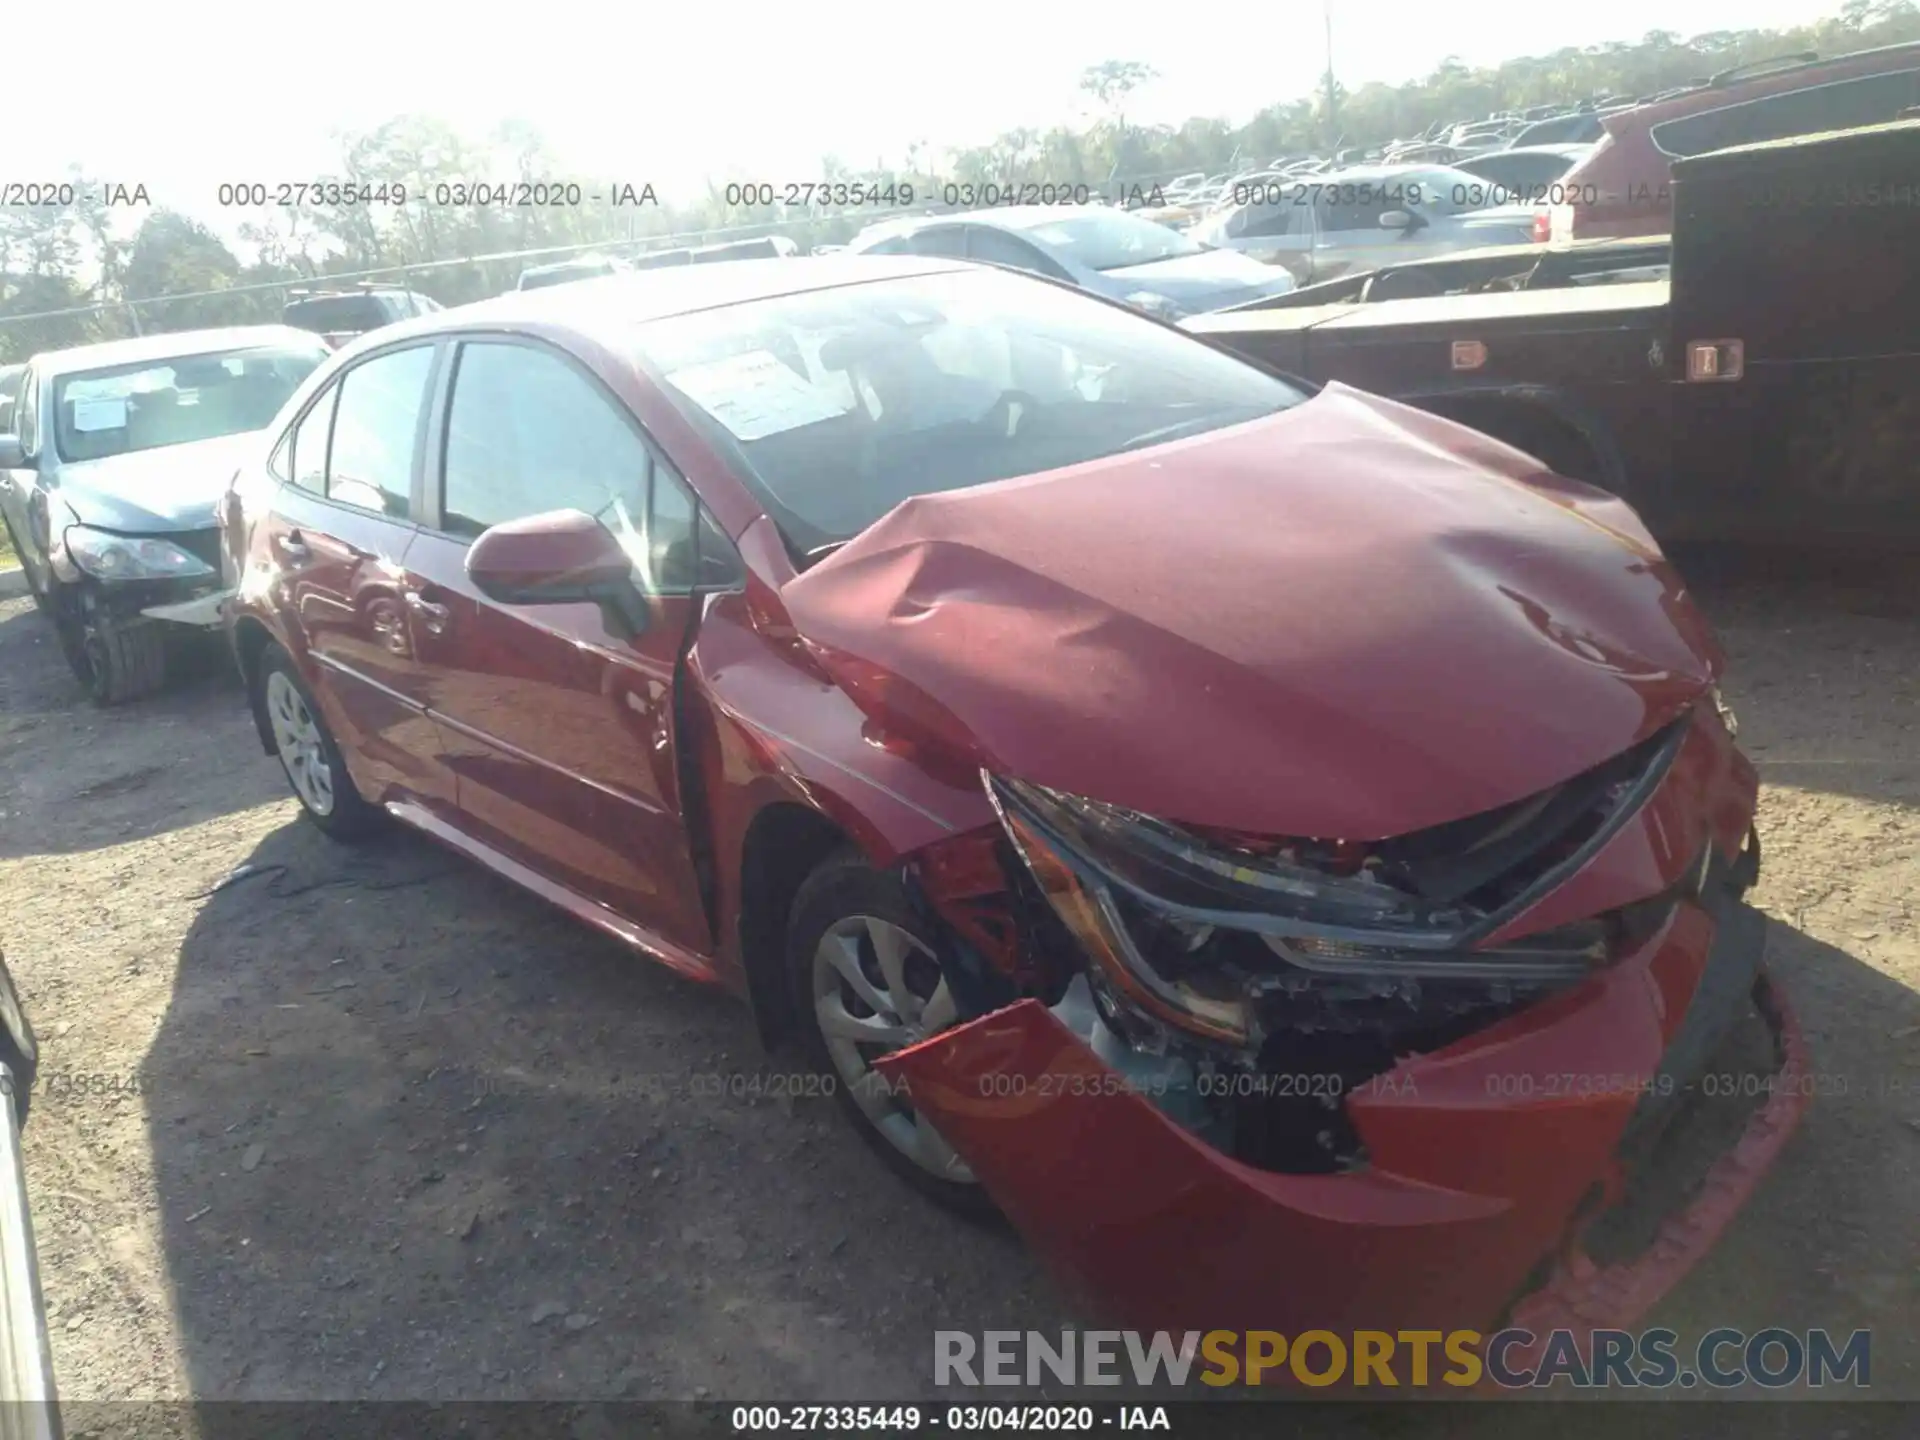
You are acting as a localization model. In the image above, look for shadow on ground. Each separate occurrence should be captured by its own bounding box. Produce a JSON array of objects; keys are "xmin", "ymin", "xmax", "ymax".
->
[
  {"xmin": 0, "ymin": 600, "xmax": 278, "ymax": 859},
  {"xmin": 1682, "ymin": 549, "xmax": 1919, "ymax": 812},
  {"xmin": 138, "ymin": 817, "xmax": 1059, "ymax": 1405},
  {"xmin": 134, "ymin": 807, "xmax": 1920, "ymax": 1415}
]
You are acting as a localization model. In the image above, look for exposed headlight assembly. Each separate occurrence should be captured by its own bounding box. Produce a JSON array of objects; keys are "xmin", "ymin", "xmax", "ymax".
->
[
  {"xmin": 986, "ymin": 773, "xmax": 1614, "ymax": 1050},
  {"xmin": 64, "ymin": 526, "xmax": 214, "ymax": 582}
]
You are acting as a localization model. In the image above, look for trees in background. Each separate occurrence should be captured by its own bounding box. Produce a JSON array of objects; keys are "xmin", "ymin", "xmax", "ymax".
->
[{"xmin": 4, "ymin": 3, "xmax": 1917, "ymax": 360}]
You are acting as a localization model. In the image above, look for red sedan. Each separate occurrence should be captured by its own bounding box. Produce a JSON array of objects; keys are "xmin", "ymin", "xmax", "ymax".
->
[{"xmin": 221, "ymin": 255, "xmax": 1802, "ymax": 1349}]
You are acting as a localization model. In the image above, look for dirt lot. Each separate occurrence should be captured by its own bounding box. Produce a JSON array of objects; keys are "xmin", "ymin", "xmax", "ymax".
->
[{"xmin": 0, "ymin": 549, "xmax": 1916, "ymax": 1421}]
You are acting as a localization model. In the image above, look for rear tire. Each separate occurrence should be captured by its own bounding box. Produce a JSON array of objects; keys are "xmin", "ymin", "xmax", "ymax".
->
[
  {"xmin": 255, "ymin": 641, "xmax": 383, "ymax": 840},
  {"xmin": 785, "ymin": 851, "xmax": 997, "ymax": 1219}
]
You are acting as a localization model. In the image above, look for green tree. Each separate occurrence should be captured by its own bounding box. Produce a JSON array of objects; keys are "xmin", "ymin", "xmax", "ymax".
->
[{"xmin": 122, "ymin": 211, "xmax": 251, "ymax": 330}]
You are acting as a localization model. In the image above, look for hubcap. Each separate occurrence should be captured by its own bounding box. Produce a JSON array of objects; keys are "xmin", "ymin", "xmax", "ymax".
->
[
  {"xmin": 812, "ymin": 915, "xmax": 974, "ymax": 1184},
  {"xmin": 265, "ymin": 671, "xmax": 336, "ymax": 817}
]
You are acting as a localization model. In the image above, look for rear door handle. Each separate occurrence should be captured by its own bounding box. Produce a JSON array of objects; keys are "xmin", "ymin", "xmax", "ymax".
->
[
  {"xmin": 406, "ymin": 592, "xmax": 451, "ymax": 634},
  {"xmin": 277, "ymin": 531, "xmax": 310, "ymax": 563}
]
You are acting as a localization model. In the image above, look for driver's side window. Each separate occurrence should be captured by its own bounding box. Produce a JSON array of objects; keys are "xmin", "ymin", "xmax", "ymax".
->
[
  {"xmin": 1241, "ymin": 201, "xmax": 1297, "ymax": 239},
  {"xmin": 1318, "ymin": 195, "xmax": 1391, "ymax": 235},
  {"xmin": 438, "ymin": 339, "xmax": 716, "ymax": 594}
]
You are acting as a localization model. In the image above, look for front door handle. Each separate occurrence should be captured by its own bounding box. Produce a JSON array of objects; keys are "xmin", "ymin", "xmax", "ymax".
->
[
  {"xmin": 406, "ymin": 592, "xmax": 451, "ymax": 634},
  {"xmin": 277, "ymin": 531, "xmax": 311, "ymax": 563}
]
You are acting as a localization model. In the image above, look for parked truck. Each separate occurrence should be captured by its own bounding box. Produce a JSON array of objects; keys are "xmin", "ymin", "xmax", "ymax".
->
[{"xmin": 1185, "ymin": 118, "xmax": 1920, "ymax": 544}]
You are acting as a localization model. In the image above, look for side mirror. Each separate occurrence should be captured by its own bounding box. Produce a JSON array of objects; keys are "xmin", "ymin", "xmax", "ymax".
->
[
  {"xmin": 0, "ymin": 436, "xmax": 24, "ymax": 469},
  {"xmin": 1378, "ymin": 209, "xmax": 1417, "ymax": 231},
  {"xmin": 466, "ymin": 508, "xmax": 649, "ymax": 639}
]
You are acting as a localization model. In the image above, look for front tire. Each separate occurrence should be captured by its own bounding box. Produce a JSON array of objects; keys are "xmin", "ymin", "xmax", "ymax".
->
[
  {"xmin": 54, "ymin": 586, "xmax": 167, "ymax": 705},
  {"xmin": 786, "ymin": 852, "xmax": 994, "ymax": 1217},
  {"xmin": 255, "ymin": 642, "xmax": 383, "ymax": 840}
]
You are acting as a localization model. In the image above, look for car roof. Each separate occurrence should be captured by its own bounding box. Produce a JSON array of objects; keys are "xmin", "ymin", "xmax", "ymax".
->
[
  {"xmin": 32, "ymin": 324, "xmax": 329, "ymax": 377},
  {"xmin": 1312, "ymin": 162, "xmax": 1477, "ymax": 182},
  {"xmin": 285, "ymin": 286, "xmax": 417, "ymax": 300},
  {"xmin": 334, "ymin": 254, "xmax": 974, "ymax": 356},
  {"xmin": 1474, "ymin": 143, "xmax": 1594, "ymax": 158},
  {"xmin": 856, "ymin": 204, "xmax": 1141, "ymax": 245},
  {"xmin": 522, "ymin": 255, "xmax": 618, "ymax": 274},
  {"xmin": 1617, "ymin": 40, "xmax": 1920, "ymax": 127}
]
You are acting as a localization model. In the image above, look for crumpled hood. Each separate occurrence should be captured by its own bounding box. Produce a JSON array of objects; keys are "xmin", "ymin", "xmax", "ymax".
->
[
  {"xmin": 780, "ymin": 384, "xmax": 1722, "ymax": 841},
  {"xmin": 55, "ymin": 433, "xmax": 261, "ymax": 533}
]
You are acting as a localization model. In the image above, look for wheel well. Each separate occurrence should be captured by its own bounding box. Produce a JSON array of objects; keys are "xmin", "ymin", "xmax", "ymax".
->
[
  {"xmin": 737, "ymin": 803, "xmax": 856, "ymax": 1050},
  {"xmin": 232, "ymin": 617, "xmax": 278, "ymax": 755},
  {"xmin": 1421, "ymin": 395, "xmax": 1606, "ymax": 487}
]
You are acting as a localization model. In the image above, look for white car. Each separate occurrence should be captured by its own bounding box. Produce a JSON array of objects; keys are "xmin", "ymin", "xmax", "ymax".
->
[
  {"xmin": 1188, "ymin": 165, "xmax": 1545, "ymax": 287},
  {"xmin": 849, "ymin": 205, "xmax": 1296, "ymax": 320}
]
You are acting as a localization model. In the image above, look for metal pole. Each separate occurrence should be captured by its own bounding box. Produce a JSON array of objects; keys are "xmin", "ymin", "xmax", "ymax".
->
[{"xmin": 1324, "ymin": 0, "xmax": 1341, "ymax": 148}]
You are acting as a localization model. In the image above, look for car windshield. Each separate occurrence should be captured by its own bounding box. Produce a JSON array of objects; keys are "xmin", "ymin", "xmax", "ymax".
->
[
  {"xmin": 52, "ymin": 344, "xmax": 329, "ymax": 463},
  {"xmin": 1006, "ymin": 211, "xmax": 1204, "ymax": 272},
  {"xmin": 638, "ymin": 267, "xmax": 1305, "ymax": 555}
]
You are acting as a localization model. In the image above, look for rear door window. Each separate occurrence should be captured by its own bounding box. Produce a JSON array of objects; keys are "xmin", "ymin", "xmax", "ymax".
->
[{"xmin": 288, "ymin": 384, "xmax": 338, "ymax": 494}]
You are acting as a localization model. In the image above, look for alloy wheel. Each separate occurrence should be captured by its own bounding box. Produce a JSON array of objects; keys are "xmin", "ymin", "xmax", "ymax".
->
[
  {"xmin": 265, "ymin": 670, "xmax": 336, "ymax": 817},
  {"xmin": 811, "ymin": 914, "xmax": 974, "ymax": 1184}
]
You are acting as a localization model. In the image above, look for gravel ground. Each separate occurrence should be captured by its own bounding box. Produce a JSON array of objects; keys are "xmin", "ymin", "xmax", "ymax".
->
[{"xmin": 0, "ymin": 548, "xmax": 1915, "ymax": 1424}]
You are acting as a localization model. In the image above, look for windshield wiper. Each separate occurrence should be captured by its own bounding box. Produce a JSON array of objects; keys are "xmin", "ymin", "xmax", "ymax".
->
[
  {"xmin": 800, "ymin": 540, "xmax": 849, "ymax": 570},
  {"xmin": 1114, "ymin": 412, "xmax": 1234, "ymax": 453}
]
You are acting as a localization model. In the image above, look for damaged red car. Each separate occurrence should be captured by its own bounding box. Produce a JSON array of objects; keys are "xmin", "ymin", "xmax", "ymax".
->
[{"xmin": 220, "ymin": 255, "xmax": 1804, "ymax": 1344}]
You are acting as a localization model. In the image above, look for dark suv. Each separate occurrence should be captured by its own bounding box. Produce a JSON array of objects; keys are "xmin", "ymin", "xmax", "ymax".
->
[{"xmin": 283, "ymin": 286, "xmax": 443, "ymax": 349}]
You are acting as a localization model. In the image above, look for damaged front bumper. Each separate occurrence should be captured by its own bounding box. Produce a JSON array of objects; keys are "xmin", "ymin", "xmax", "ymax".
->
[
  {"xmin": 876, "ymin": 888, "xmax": 1800, "ymax": 1344},
  {"xmin": 137, "ymin": 586, "xmax": 233, "ymax": 628},
  {"xmin": 878, "ymin": 701, "xmax": 1802, "ymax": 1347}
]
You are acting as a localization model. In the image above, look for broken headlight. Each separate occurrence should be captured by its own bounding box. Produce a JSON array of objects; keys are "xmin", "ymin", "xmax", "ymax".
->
[
  {"xmin": 63, "ymin": 526, "xmax": 214, "ymax": 582},
  {"xmin": 987, "ymin": 773, "xmax": 1610, "ymax": 1050}
]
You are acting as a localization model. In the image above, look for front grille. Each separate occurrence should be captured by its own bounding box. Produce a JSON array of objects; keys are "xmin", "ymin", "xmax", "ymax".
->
[{"xmin": 1374, "ymin": 716, "xmax": 1688, "ymax": 919}]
